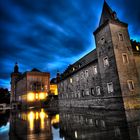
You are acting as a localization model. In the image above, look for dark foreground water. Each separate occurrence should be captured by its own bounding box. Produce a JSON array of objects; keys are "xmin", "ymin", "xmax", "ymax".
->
[{"xmin": 0, "ymin": 108, "xmax": 140, "ymax": 140}]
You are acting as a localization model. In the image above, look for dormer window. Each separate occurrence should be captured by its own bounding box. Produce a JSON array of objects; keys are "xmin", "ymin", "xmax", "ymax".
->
[{"xmin": 118, "ymin": 33, "xmax": 123, "ymax": 41}]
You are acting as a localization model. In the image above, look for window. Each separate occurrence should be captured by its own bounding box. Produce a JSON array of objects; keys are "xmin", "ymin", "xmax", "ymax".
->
[
  {"xmin": 122, "ymin": 53, "xmax": 129, "ymax": 64},
  {"xmin": 127, "ymin": 80, "xmax": 134, "ymax": 91},
  {"xmin": 81, "ymin": 90, "xmax": 84, "ymax": 96},
  {"xmin": 118, "ymin": 33, "xmax": 123, "ymax": 41},
  {"xmin": 103, "ymin": 57, "xmax": 109, "ymax": 67},
  {"xmin": 36, "ymin": 93, "xmax": 39, "ymax": 99},
  {"xmin": 76, "ymin": 75, "xmax": 79, "ymax": 82},
  {"xmin": 81, "ymin": 72, "xmax": 84, "ymax": 79},
  {"xmin": 96, "ymin": 86, "xmax": 101, "ymax": 95},
  {"xmin": 91, "ymin": 88, "xmax": 94, "ymax": 95},
  {"xmin": 100, "ymin": 36, "xmax": 105, "ymax": 45},
  {"xmin": 85, "ymin": 70, "xmax": 88, "ymax": 78},
  {"xmin": 70, "ymin": 78, "xmax": 73, "ymax": 83},
  {"xmin": 93, "ymin": 65, "xmax": 98, "ymax": 75},
  {"xmin": 107, "ymin": 82, "xmax": 114, "ymax": 93},
  {"xmin": 72, "ymin": 67, "xmax": 75, "ymax": 71},
  {"xmin": 85, "ymin": 89, "xmax": 90, "ymax": 96},
  {"xmin": 136, "ymin": 46, "xmax": 139, "ymax": 51}
]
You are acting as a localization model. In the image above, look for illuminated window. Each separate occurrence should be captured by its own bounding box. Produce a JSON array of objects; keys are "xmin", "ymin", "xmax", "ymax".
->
[
  {"xmin": 136, "ymin": 46, "xmax": 139, "ymax": 51},
  {"xmin": 118, "ymin": 33, "xmax": 123, "ymax": 41},
  {"xmin": 27, "ymin": 93, "xmax": 35, "ymax": 101},
  {"xmin": 103, "ymin": 57, "xmax": 109, "ymax": 67},
  {"xmin": 72, "ymin": 67, "xmax": 75, "ymax": 71},
  {"xmin": 75, "ymin": 131, "xmax": 78, "ymax": 139},
  {"xmin": 39, "ymin": 92, "xmax": 45, "ymax": 100},
  {"xmin": 96, "ymin": 86, "xmax": 101, "ymax": 95},
  {"xmin": 36, "ymin": 93, "xmax": 39, "ymax": 99},
  {"xmin": 122, "ymin": 53, "xmax": 129, "ymax": 64},
  {"xmin": 127, "ymin": 80, "xmax": 134, "ymax": 91},
  {"xmin": 107, "ymin": 82, "xmax": 114, "ymax": 93},
  {"xmin": 70, "ymin": 78, "xmax": 73, "ymax": 83},
  {"xmin": 93, "ymin": 65, "xmax": 97, "ymax": 75}
]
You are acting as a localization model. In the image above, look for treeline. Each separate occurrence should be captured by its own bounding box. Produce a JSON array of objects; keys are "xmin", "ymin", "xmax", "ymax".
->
[{"xmin": 0, "ymin": 88, "xmax": 10, "ymax": 104}]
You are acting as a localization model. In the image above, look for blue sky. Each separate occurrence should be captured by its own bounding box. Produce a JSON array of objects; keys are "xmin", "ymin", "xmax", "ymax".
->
[{"xmin": 0, "ymin": 0, "xmax": 140, "ymax": 89}]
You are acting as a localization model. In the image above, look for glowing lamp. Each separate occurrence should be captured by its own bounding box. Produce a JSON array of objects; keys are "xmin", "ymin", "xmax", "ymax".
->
[
  {"xmin": 27, "ymin": 93, "xmax": 35, "ymax": 101},
  {"xmin": 39, "ymin": 92, "xmax": 45, "ymax": 100}
]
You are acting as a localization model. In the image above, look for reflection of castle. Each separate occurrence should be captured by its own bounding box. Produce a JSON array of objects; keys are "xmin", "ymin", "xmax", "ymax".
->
[
  {"xmin": 58, "ymin": 1, "xmax": 140, "ymax": 110},
  {"xmin": 11, "ymin": 64, "xmax": 50, "ymax": 108},
  {"xmin": 59, "ymin": 109, "xmax": 140, "ymax": 140},
  {"xmin": 9, "ymin": 109, "xmax": 59, "ymax": 140}
]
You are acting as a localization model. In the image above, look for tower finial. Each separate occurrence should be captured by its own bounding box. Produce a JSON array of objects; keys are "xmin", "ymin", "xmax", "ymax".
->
[
  {"xmin": 99, "ymin": 1, "xmax": 119, "ymax": 26},
  {"xmin": 14, "ymin": 62, "xmax": 19, "ymax": 73}
]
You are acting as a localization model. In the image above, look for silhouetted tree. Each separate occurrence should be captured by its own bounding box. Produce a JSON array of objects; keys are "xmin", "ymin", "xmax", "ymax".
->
[{"xmin": 0, "ymin": 88, "xmax": 10, "ymax": 104}]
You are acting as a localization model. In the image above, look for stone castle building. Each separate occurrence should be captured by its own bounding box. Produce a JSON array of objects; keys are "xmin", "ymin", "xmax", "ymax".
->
[
  {"xmin": 11, "ymin": 63, "xmax": 50, "ymax": 108},
  {"xmin": 58, "ymin": 1, "xmax": 140, "ymax": 110}
]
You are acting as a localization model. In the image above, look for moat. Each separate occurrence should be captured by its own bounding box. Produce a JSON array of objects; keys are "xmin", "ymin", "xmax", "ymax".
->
[{"xmin": 0, "ymin": 108, "xmax": 140, "ymax": 140}]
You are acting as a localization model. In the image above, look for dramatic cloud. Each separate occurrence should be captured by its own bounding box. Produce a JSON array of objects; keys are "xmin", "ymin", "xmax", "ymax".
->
[{"xmin": 0, "ymin": 0, "xmax": 140, "ymax": 89}]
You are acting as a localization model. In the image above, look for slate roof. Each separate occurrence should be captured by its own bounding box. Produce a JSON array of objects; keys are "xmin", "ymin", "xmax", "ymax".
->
[{"xmin": 61, "ymin": 49, "xmax": 97, "ymax": 80}]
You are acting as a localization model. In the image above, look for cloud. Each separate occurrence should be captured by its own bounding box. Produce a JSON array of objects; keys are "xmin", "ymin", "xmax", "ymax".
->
[{"xmin": 0, "ymin": 0, "xmax": 140, "ymax": 89}]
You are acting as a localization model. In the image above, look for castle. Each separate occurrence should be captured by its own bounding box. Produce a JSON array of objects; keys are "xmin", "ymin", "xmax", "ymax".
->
[
  {"xmin": 11, "ymin": 63, "xmax": 50, "ymax": 108},
  {"xmin": 58, "ymin": 1, "xmax": 140, "ymax": 110}
]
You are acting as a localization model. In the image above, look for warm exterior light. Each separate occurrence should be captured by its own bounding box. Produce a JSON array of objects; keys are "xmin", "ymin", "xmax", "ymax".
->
[
  {"xmin": 27, "ymin": 93, "xmax": 35, "ymax": 101},
  {"xmin": 39, "ymin": 92, "xmax": 45, "ymax": 100},
  {"xmin": 50, "ymin": 84, "xmax": 58, "ymax": 95},
  {"xmin": 51, "ymin": 114, "xmax": 59, "ymax": 124},
  {"xmin": 36, "ymin": 93, "xmax": 39, "ymax": 99},
  {"xmin": 136, "ymin": 46, "xmax": 139, "ymax": 51}
]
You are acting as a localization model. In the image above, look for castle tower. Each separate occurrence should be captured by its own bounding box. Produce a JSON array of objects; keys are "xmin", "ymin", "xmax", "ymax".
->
[
  {"xmin": 11, "ymin": 63, "xmax": 21, "ymax": 103},
  {"xmin": 94, "ymin": 1, "xmax": 140, "ymax": 109}
]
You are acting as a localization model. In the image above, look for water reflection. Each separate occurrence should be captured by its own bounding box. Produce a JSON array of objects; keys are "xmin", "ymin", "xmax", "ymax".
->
[
  {"xmin": 0, "ymin": 110, "xmax": 10, "ymax": 140},
  {"xmin": 0, "ymin": 109, "xmax": 140, "ymax": 140},
  {"xmin": 9, "ymin": 109, "xmax": 60, "ymax": 140},
  {"xmin": 59, "ymin": 109, "xmax": 140, "ymax": 140}
]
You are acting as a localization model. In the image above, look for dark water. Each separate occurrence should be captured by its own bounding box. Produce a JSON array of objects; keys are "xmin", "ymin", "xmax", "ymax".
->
[{"xmin": 0, "ymin": 108, "xmax": 140, "ymax": 140}]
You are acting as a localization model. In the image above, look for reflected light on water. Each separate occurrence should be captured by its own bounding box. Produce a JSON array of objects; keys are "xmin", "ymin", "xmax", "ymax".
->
[
  {"xmin": 27, "ymin": 109, "xmax": 48, "ymax": 131},
  {"xmin": 40, "ymin": 109, "xmax": 46, "ymax": 130},
  {"xmin": 75, "ymin": 131, "xmax": 78, "ymax": 139},
  {"xmin": 28, "ymin": 111, "xmax": 35, "ymax": 131}
]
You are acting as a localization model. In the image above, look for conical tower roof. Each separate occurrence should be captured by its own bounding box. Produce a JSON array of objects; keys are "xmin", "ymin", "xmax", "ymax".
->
[{"xmin": 99, "ymin": 1, "xmax": 118, "ymax": 26}]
